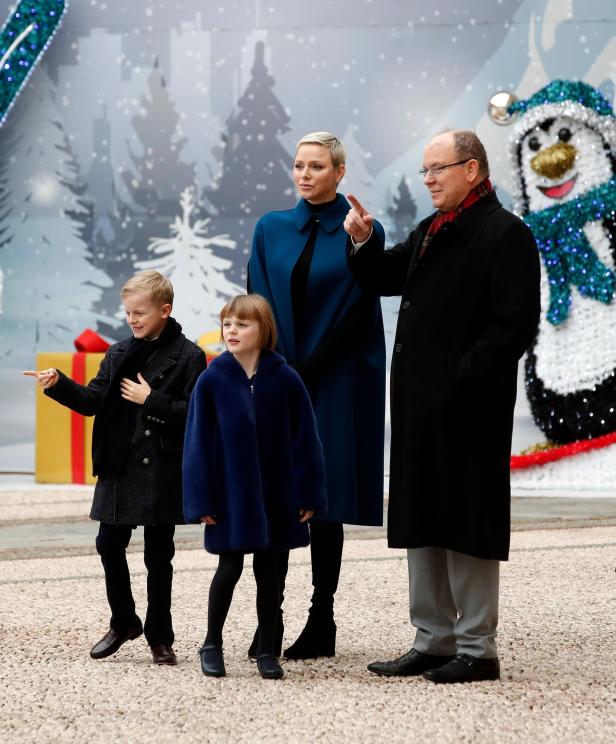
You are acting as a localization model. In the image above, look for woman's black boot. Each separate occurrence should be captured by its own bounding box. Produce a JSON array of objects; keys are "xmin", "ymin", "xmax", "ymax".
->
[
  {"xmin": 284, "ymin": 521, "xmax": 342, "ymax": 659},
  {"xmin": 283, "ymin": 613, "xmax": 336, "ymax": 659}
]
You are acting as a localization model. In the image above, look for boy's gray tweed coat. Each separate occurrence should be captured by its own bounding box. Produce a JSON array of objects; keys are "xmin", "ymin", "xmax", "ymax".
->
[{"xmin": 45, "ymin": 332, "xmax": 206, "ymax": 525}]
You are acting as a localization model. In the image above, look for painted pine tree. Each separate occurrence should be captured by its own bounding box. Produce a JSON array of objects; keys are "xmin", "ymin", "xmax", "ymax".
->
[
  {"xmin": 138, "ymin": 187, "xmax": 242, "ymax": 341},
  {"xmin": 207, "ymin": 41, "xmax": 295, "ymax": 283},
  {"xmin": 380, "ymin": 175, "xmax": 419, "ymax": 357},
  {"xmin": 85, "ymin": 107, "xmax": 134, "ymax": 340},
  {"xmin": 0, "ymin": 116, "xmax": 18, "ymax": 250},
  {"xmin": 0, "ymin": 108, "xmax": 20, "ymax": 319},
  {"xmin": 387, "ymin": 175, "xmax": 417, "ymax": 244},
  {"xmin": 120, "ymin": 59, "xmax": 196, "ymax": 268},
  {"xmin": 0, "ymin": 68, "xmax": 108, "ymax": 364},
  {"xmin": 56, "ymin": 125, "xmax": 96, "ymax": 251}
]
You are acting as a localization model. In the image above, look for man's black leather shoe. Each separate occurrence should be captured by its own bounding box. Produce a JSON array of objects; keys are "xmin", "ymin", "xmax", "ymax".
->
[
  {"xmin": 367, "ymin": 648, "xmax": 455, "ymax": 677},
  {"xmin": 199, "ymin": 644, "xmax": 226, "ymax": 677},
  {"xmin": 422, "ymin": 653, "xmax": 500, "ymax": 683},
  {"xmin": 90, "ymin": 620, "xmax": 143, "ymax": 659}
]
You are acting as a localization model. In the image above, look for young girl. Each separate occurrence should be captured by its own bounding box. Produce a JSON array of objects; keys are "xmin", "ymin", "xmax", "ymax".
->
[{"xmin": 183, "ymin": 294, "xmax": 327, "ymax": 680}]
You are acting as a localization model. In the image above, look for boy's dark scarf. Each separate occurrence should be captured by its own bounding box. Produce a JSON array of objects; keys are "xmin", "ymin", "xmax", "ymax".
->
[{"xmin": 92, "ymin": 317, "xmax": 183, "ymax": 476}]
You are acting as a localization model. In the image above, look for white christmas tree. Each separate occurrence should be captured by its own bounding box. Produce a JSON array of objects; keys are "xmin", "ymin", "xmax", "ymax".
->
[
  {"xmin": 0, "ymin": 67, "xmax": 109, "ymax": 364},
  {"xmin": 138, "ymin": 187, "xmax": 242, "ymax": 341},
  {"xmin": 339, "ymin": 124, "xmax": 374, "ymax": 199}
]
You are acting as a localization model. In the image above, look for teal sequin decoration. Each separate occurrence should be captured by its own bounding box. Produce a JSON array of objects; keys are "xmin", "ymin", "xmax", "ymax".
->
[
  {"xmin": 509, "ymin": 79, "xmax": 613, "ymax": 118},
  {"xmin": 0, "ymin": 0, "xmax": 67, "ymax": 126},
  {"xmin": 524, "ymin": 179, "xmax": 616, "ymax": 326}
]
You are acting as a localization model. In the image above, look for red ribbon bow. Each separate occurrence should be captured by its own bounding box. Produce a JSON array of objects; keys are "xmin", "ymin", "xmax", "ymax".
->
[
  {"xmin": 70, "ymin": 330, "xmax": 109, "ymax": 483},
  {"xmin": 74, "ymin": 328, "xmax": 110, "ymax": 353}
]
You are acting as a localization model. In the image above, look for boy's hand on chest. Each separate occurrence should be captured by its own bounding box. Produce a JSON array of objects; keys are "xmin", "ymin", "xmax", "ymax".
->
[{"xmin": 120, "ymin": 372, "xmax": 151, "ymax": 405}]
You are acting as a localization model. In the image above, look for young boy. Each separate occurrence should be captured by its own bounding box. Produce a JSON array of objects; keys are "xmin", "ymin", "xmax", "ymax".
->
[{"xmin": 24, "ymin": 271, "xmax": 206, "ymax": 665}]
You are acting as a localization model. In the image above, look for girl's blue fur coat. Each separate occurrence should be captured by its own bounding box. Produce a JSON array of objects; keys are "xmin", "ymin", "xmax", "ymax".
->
[{"xmin": 182, "ymin": 350, "xmax": 327, "ymax": 554}]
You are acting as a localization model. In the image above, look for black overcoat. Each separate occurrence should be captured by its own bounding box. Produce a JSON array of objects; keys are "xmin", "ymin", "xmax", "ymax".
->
[
  {"xmin": 348, "ymin": 192, "xmax": 540, "ymax": 560},
  {"xmin": 182, "ymin": 350, "xmax": 327, "ymax": 554},
  {"xmin": 45, "ymin": 332, "xmax": 206, "ymax": 526}
]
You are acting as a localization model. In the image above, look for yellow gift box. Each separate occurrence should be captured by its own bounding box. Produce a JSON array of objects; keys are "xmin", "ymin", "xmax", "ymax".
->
[
  {"xmin": 35, "ymin": 351, "xmax": 105, "ymax": 485},
  {"xmin": 35, "ymin": 331, "xmax": 110, "ymax": 484}
]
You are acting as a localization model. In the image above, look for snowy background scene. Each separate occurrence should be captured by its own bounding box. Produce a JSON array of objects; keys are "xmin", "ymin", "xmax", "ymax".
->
[{"xmin": 1, "ymin": 0, "xmax": 615, "ymax": 474}]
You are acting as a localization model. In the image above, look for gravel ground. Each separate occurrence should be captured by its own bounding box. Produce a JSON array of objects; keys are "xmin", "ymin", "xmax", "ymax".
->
[{"xmin": 1, "ymin": 490, "xmax": 615, "ymax": 744}]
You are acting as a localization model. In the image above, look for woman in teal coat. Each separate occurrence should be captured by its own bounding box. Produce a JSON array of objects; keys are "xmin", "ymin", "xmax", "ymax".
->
[{"xmin": 248, "ymin": 131, "xmax": 385, "ymax": 659}]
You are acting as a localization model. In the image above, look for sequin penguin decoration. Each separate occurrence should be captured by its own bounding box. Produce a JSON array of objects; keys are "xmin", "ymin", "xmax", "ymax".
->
[{"xmin": 506, "ymin": 80, "xmax": 616, "ymax": 444}]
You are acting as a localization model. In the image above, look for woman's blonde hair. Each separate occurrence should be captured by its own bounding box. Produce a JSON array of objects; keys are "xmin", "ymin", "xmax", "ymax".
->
[
  {"xmin": 220, "ymin": 295, "xmax": 277, "ymax": 351},
  {"xmin": 121, "ymin": 270, "xmax": 174, "ymax": 305},
  {"xmin": 296, "ymin": 131, "xmax": 346, "ymax": 169}
]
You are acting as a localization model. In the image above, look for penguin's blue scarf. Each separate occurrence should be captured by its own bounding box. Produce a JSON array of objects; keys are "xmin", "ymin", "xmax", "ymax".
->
[{"xmin": 524, "ymin": 178, "xmax": 616, "ymax": 325}]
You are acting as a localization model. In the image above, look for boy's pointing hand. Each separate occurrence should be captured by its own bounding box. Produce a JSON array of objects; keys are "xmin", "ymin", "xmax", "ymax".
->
[
  {"xmin": 22, "ymin": 369, "xmax": 59, "ymax": 388},
  {"xmin": 120, "ymin": 372, "xmax": 151, "ymax": 405}
]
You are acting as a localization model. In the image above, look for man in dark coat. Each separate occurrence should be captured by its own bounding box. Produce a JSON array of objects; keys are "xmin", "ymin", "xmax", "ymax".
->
[
  {"xmin": 344, "ymin": 130, "xmax": 540, "ymax": 683},
  {"xmin": 25, "ymin": 271, "xmax": 206, "ymax": 666}
]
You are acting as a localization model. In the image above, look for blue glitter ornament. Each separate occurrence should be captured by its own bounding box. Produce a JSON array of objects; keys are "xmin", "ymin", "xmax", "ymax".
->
[{"xmin": 0, "ymin": 0, "xmax": 68, "ymax": 127}]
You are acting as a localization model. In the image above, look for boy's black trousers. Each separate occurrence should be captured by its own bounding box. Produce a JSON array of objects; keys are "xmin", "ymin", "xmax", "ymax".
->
[{"xmin": 95, "ymin": 522, "xmax": 176, "ymax": 647}]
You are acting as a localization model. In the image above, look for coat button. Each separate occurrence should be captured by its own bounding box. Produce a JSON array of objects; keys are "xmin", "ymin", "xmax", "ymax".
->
[
  {"xmin": 395, "ymin": 343, "xmax": 402, "ymax": 352},
  {"xmin": 144, "ymin": 429, "xmax": 151, "ymax": 437},
  {"xmin": 401, "ymin": 300, "xmax": 410, "ymax": 310},
  {"xmin": 159, "ymin": 374, "xmax": 164, "ymax": 379},
  {"xmin": 142, "ymin": 457, "xmax": 150, "ymax": 465}
]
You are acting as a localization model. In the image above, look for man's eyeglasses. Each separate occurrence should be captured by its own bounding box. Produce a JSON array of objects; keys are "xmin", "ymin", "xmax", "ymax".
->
[{"xmin": 418, "ymin": 158, "xmax": 473, "ymax": 178}]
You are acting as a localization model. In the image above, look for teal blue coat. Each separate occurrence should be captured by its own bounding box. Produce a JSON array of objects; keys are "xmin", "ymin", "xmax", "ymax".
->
[{"xmin": 248, "ymin": 195, "xmax": 385, "ymax": 525}]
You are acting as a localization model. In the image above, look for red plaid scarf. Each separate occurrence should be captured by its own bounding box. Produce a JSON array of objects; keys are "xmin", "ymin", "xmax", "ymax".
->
[{"xmin": 420, "ymin": 177, "xmax": 493, "ymax": 257}]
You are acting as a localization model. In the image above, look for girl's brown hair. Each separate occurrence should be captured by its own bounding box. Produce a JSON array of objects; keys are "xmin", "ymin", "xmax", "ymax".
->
[{"xmin": 220, "ymin": 294, "xmax": 277, "ymax": 351}]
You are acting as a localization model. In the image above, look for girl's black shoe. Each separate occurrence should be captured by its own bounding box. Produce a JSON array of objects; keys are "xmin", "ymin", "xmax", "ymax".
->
[
  {"xmin": 247, "ymin": 611, "xmax": 283, "ymax": 660},
  {"xmin": 199, "ymin": 644, "xmax": 226, "ymax": 677},
  {"xmin": 283, "ymin": 616, "xmax": 336, "ymax": 659},
  {"xmin": 256, "ymin": 654, "xmax": 284, "ymax": 680}
]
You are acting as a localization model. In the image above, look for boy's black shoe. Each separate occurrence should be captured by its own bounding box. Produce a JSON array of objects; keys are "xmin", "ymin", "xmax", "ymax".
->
[
  {"xmin": 256, "ymin": 654, "xmax": 284, "ymax": 680},
  {"xmin": 90, "ymin": 620, "xmax": 143, "ymax": 659},
  {"xmin": 151, "ymin": 644, "xmax": 177, "ymax": 665},
  {"xmin": 422, "ymin": 654, "xmax": 500, "ymax": 683},
  {"xmin": 199, "ymin": 644, "xmax": 226, "ymax": 677}
]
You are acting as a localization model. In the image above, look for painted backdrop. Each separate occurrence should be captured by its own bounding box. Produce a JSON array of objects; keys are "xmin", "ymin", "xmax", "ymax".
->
[{"xmin": 1, "ymin": 0, "xmax": 615, "ymax": 472}]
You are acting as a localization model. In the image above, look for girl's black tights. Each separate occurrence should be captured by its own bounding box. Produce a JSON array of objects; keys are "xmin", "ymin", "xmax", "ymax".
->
[{"xmin": 204, "ymin": 550, "xmax": 280, "ymax": 655}]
